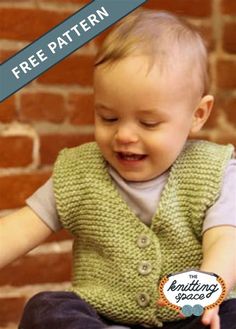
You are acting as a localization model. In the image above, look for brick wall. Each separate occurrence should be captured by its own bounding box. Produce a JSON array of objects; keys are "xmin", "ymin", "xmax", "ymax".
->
[{"xmin": 0, "ymin": 0, "xmax": 235, "ymax": 328}]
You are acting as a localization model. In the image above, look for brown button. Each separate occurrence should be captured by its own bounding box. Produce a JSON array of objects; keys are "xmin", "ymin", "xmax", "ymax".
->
[
  {"xmin": 138, "ymin": 261, "xmax": 152, "ymax": 275},
  {"xmin": 136, "ymin": 292, "xmax": 150, "ymax": 307},
  {"xmin": 137, "ymin": 234, "xmax": 150, "ymax": 248}
]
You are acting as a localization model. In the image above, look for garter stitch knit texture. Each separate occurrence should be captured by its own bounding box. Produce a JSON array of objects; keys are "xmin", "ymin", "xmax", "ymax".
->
[{"xmin": 53, "ymin": 140, "xmax": 234, "ymax": 327}]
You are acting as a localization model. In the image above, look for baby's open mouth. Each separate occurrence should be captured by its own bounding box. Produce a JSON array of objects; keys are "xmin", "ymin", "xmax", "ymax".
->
[{"xmin": 117, "ymin": 152, "xmax": 147, "ymax": 161}]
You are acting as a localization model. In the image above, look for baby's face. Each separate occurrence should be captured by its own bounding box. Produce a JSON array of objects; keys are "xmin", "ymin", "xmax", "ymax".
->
[{"xmin": 94, "ymin": 56, "xmax": 198, "ymax": 181}]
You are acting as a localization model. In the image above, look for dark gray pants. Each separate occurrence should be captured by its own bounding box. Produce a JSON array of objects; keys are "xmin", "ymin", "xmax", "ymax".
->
[{"xmin": 18, "ymin": 291, "xmax": 236, "ymax": 329}]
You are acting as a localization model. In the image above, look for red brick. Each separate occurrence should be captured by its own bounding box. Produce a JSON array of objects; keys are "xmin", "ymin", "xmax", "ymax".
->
[
  {"xmin": 223, "ymin": 22, "xmax": 236, "ymax": 53},
  {"xmin": 197, "ymin": 24, "xmax": 215, "ymax": 52},
  {"xmin": 68, "ymin": 93, "xmax": 94, "ymax": 125},
  {"xmin": 0, "ymin": 8, "xmax": 69, "ymax": 41},
  {"xmin": 40, "ymin": 134, "xmax": 94, "ymax": 165},
  {"xmin": 41, "ymin": 0, "xmax": 88, "ymax": 3},
  {"xmin": 37, "ymin": 55, "xmax": 94, "ymax": 86},
  {"xmin": 0, "ymin": 172, "xmax": 50, "ymax": 210},
  {"xmin": 221, "ymin": 0, "xmax": 236, "ymax": 14},
  {"xmin": 0, "ymin": 253, "xmax": 72, "ymax": 285},
  {"xmin": 19, "ymin": 93, "xmax": 66, "ymax": 123},
  {"xmin": 217, "ymin": 60, "xmax": 236, "ymax": 89},
  {"xmin": 0, "ymin": 96, "xmax": 17, "ymax": 123},
  {"xmin": 0, "ymin": 0, "xmax": 32, "ymax": 2},
  {"xmin": 216, "ymin": 95, "xmax": 236, "ymax": 128},
  {"xmin": 0, "ymin": 297, "xmax": 26, "ymax": 326},
  {"xmin": 0, "ymin": 50, "xmax": 16, "ymax": 64},
  {"xmin": 0, "ymin": 136, "xmax": 33, "ymax": 168},
  {"xmin": 143, "ymin": 0, "xmax": 212, "ymax": 17}
]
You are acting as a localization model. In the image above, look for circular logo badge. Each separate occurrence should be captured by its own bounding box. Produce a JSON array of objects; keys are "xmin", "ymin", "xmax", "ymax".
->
[{"xmin": 159, "ymin": 270, "xmax": 226, "ymax": 317}]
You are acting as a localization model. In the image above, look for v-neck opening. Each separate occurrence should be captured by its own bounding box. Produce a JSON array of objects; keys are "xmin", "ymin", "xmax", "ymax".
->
[{"xmin": 97, "ymin": 154, "xmax": 173, "ymax": 232}]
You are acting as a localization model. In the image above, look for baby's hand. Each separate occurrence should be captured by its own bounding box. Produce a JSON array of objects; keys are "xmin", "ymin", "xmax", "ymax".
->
[{"xmin": 201, "ymin": 306, "xmax": 220, "ymax": 329}]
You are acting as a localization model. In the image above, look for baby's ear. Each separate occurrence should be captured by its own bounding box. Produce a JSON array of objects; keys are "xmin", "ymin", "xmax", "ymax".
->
[{"xmin": 190, "ymin": 95, "xmax": 214, "ymax": 134}]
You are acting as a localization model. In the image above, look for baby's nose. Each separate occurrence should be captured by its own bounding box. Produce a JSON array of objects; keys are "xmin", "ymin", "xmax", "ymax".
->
[{"xmin": 115, "ymin": 125, "xmax": 139, "ymax": 144}]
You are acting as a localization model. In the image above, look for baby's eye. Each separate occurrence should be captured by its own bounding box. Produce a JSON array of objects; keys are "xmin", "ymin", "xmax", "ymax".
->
[
  {"xmin": 101, "ymin": 116, "xmax": 118, "ymax": 123},
  {"xmin": 140, "ymin": 121, "xmax": 159, "ymax": 128}
]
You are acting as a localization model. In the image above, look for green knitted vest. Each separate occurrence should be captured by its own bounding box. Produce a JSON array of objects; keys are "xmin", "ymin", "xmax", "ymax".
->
[{"xmin": 53, "ymin": 140, "xmax": 234, "ymax": 327}]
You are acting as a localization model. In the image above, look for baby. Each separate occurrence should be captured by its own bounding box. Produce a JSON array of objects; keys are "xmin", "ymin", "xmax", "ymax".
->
[{"xmin": 0, "ymin": 9, "xmax": 236, "ymax": 329}]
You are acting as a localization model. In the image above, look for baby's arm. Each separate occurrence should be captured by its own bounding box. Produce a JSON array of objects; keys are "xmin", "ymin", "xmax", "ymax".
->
[
  {"xmin": 200, "ymin": 226, "xmax": 236, "ymax": 328},
  {"xmin": 0, "ymin": 206, "xmax": 53, "ymax": 269},
  {"xmin": 201, "ymin": 226, "xmax": 236, "ymax": 296}
]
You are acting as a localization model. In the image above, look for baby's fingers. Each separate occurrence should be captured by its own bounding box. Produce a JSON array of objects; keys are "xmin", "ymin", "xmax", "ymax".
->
[{"xmin": 201, "ymin": 308, "xmax": 220, "ymax": 329}]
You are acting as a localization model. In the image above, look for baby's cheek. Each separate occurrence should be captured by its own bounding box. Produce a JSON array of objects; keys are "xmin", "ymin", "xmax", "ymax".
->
[
  {"xmin": 95, "ymin": 125, "xmax": 107, "ymax": 141},
  {"xmin": 151, "ymin": 133, "xmax": 171, "ymax": 150}
]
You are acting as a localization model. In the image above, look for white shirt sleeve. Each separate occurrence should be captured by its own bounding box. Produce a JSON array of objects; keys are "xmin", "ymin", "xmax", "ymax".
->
[
  {"xmin": 202, "ymin": 159, "xmax": 236, "ymax": 234},
  {"xmin": 26, "ymin": 177, "xmax": 62, "ymax": 232}
]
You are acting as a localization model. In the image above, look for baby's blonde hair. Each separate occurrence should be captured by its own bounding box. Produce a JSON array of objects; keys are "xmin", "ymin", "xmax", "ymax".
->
[{"xmin": 95, "ymin": 9, "xmax": 209, "ymax": 97}]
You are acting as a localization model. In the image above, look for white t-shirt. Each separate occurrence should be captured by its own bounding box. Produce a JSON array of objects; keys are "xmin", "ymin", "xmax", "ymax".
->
[{"xmin": 26, "ymin": 159, "xmax": 236, "ymax": 234}]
